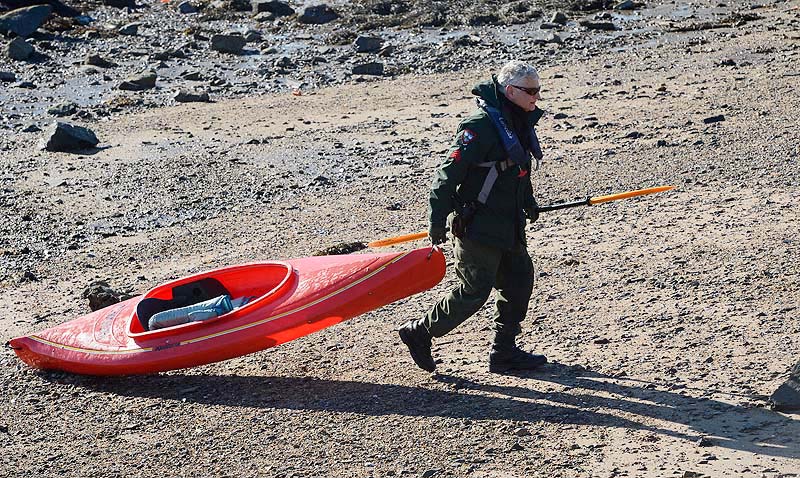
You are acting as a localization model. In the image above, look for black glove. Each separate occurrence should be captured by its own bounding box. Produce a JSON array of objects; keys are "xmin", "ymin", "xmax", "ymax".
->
[
  {"xmin": 524, "ymin": 199, "xmax": 540, "ymax": 223},
  {"xmin": 429, "ymin": 226, "xmax": 447, "ymax": 246}
]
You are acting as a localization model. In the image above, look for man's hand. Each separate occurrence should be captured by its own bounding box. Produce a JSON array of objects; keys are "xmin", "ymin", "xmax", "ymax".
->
[
  {"xmin": 525, "ymin": 198, "xmax": 540, "ymax": 223},
  {"xmin": 429, "ymin": 226, "xmax": 447, "ymax": 246}
]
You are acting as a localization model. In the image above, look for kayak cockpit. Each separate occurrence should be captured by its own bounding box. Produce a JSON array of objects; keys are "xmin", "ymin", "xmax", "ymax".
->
[{"xmin": 127, "ymin": 262, "xmax": 295, "ymax": 338}]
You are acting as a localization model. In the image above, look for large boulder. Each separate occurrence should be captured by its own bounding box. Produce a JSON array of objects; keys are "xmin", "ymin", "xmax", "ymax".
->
[
  {"xmin": 175, "ymin": 89, "xmax": 210, "ymax": 103},
  {"xmin": 6, "ymin": 36, "xmax": 33, "ymax": 60},
  {"xmin": 103, "ymin": 0, "xmax": 137, "ymax": 8},
  {"xmin": 118, "ymin": 70, "xmax": 157, "ymax": 90},
  {"xmin": 40, "ymin": 122, "xmax": 99, "ymax": 152},
  {"xmin": 251, "ymin": 0, "xmax": 293, "ymax": 16},
  {"xmin": 352, "ymin": 62, "xmax": 383, "ymax": 76},
  {"xmin": 210, "ymin": 33, "xmax": 245, "ymax": 54},
  {"xmin": 0, "ymin": 0, "xmax": 79, "ymax": 17},
  {"xmin": 298, "ymin": 4, "xmax": 339, "ymax": 24},
  {"xmin": 0, "ymin": 5, "xmax": 53, "ymax": 37},
  {"xmin": 354, "ymin": 35, "xmax": 382, "ymax": 53}
]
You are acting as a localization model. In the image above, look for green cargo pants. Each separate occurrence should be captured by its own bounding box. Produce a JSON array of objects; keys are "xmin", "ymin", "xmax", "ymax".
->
[{"xmin": 424, "ymin": 237, "xmax": 534, "ymax": 338}]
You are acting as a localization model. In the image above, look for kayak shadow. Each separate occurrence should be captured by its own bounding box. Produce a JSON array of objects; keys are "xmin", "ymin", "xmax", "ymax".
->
[{"xmin": 433, "ymin": 363, "xmax": 800, "ymax": 459}]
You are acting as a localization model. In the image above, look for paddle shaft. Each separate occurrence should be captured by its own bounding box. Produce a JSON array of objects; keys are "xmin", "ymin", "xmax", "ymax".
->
[{"xmin": 368, "ymin": 185, "xmax": 675, "ymax": 247}]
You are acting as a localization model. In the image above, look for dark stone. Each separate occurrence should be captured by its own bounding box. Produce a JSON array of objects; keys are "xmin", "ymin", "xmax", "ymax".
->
[
  {"xmin": 84, "ymin": 54, "xmax": 115, "ymax": 68},
  {"xmin": 703, "ymin": 115, "xmax": 725, "ymax": 124},
  {"xmin": 19, "ymin": 270, "xmax": 38, "ymax": 282},
  {"xmin": 298, "ymin": 4, "xmax": 339, "ymax": 24},
  {"xmin": 614, "ymin": 0, "xmax": 635, "ymax": 9},
  {"xmin": 354, "ymin": 35, "xmax": 382, "ymax": 53},
  {"xmin": 0, "ymin": 5, "xmax": 52, "ymax": 37},
  {"xmin": 251, "ymin": 0, "xmax": 293, "ymax": 16},
  {"xmin": 40, "ymin": 121, "xmax": 99, "ymax": 152},
  {"xmin": 540, "ymin": 22, "xmax": 561, "ymax": 29},
  {"xmin": 579, "ymin": 20, "xmax": 617, "ymax": 30},
  {"xmin": 0, "ymin": 70, "xmax": 15, "ymax": 81},
  {"xmin": 770, "ymin": 368, "xmax": 800, "ymax": 412},
  {"xmin": 243, "ymin": 29, "xmax": 261, "ymax": 42},
  {"xmin": 551, "ymin": 11, "xmax": 568, "ymax": 24},
  {"xmin": 352, "ymin": 61, "xmax": 383, "ymax": 76},
  {"xmin": 118, "ymin": 70, "xmax": 157, "ymax": 90},
  {"xmin": 21, "ymin": 122, "xmax": 40, "ymax": 132},
  {"xmin": 452, "ymin": 34, "xmax": 479, "ymax": 46},
  {"xmin": 553, "ymin": 112, "xmax": 568, "ymax": 119},
  {"xmin": 81, "ymin": 280, "xmax": 133, "ymax": 311},
  {"xmin": 0, "ymin": 0, "xmax": 79, "ymax": 17},
  {"xmin": 47, "ymin": 102, "xmax": 78, "ymax": 116},
  {"xmin": 177, "ymin": 1, "xmax": 197, "ymax": 13},
  {"xmin": 6, "ymin": 36, "xmax": 33, "ymax": 60},
  {"xmin": 181, "ymin": 70, "xmax": 203, "ymax": 81},
  {"xmin": 313, "ymin": 242, "xmax": 367, "ymax": 256},
  {"xmin": 103, "ymin": 0, "xmax": 137, "ymax": 8},
  {"xmin": 210, "ymin": 33, "xmax": 245, "ymax": 54},
  {"xmin": 118, "ymin": 22, "xmax": 140, "ymax": 35},
  {"xmin": 175, "ymin": 89, "xmax": 209, "ymax": 102},
  {"xmin": 15, "ymin": 80, "xmax": 35, "ymax": 88}
]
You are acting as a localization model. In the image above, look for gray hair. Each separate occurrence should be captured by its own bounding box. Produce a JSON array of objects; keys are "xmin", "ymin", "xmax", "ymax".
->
[{"xmin": 497, "ymin": 61, "xmax": 539, "ymax": 87}]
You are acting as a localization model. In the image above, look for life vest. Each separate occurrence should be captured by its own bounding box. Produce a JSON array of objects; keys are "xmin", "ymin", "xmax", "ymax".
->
[{"xmin": 474, "ymin": 98, "xmax": 543, "ymax": 204}]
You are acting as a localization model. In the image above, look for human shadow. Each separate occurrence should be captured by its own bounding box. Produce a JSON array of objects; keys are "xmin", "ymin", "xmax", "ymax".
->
[
  {"xmin": 60, "ymin": 369, "xmax": 694, "ymax": 439},
  {"xmin": 433, "ymin": 363, "xmax": 800, "ymax": 459}
]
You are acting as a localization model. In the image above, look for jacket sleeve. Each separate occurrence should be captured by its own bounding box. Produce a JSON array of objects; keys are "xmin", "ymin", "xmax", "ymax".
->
[{"xmin": 429, "ymin": 119, "xmax": 490, "ymax": 228}]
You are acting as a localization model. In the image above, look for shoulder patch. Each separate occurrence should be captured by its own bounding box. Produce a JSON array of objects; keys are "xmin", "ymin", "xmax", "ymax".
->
[
  {"xmin": 449, "ymin": 148, "xmax": 462, "ymax": 162},
  {"xmin": 459, "ymin": 129, "xmax": 477, "ymax": 145}
]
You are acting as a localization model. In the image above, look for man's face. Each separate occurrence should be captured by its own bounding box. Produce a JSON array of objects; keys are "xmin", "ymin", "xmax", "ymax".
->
[{"xmin": 504, "ymin": 76, "xmax": 541, "ymax": 112}]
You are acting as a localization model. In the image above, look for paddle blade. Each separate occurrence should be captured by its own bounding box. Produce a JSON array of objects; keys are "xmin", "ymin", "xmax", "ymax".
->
[
  {"xmin": 589, "ymin": 185, "xmax": 675, "ymax": 205},
  {"xmin": 368, "ymin": 231, "xmax": 428, "ymax": 248}
]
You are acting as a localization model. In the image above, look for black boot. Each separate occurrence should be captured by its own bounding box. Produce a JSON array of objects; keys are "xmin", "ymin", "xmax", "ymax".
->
[
  {"xmin": 399, "ymin": 319, "xmax": 435, "ymax": 372},
  {"xmin": 489, "ymin": 333, "xmax": 547, "ymax": 373}
]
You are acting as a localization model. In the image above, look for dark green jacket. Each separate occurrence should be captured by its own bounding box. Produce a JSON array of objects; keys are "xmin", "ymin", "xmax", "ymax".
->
[{"xmin": 429, "ymin": 77, "xmax": 544, "ymax": 250}]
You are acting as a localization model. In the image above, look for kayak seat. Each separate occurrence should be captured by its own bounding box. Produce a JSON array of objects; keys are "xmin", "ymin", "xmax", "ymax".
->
[{"xmin": 136, "ymin": 277, "xmax": 230, "ymax": 330}]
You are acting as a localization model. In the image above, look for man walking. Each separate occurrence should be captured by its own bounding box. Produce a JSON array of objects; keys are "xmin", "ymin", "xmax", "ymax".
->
[{"xmin": 399, "ymin": 60, "xmax": 548, "ymax": 374}]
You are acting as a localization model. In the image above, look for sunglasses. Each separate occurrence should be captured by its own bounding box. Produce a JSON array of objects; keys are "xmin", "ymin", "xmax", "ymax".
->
[{"xmin": 510, "ymin": 84, "xmax": 541, "ymax": 96}]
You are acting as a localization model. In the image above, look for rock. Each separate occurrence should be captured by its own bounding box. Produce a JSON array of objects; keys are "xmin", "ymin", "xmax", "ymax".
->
[
  {"xmin": 421, "ymin": 470, "xmax": 440, "ymax": 478},
  {"xmin": 697, "ymin": 436, "xmax": 713, "ymax": 447},
  {"xmin": 0, "ymin": 70, "xmax": 15, "ymax": 82},
  {"xmin": 103, "ymin": 0, "xmax": 137, "ymax": 8},
  {"xmin": 354, "ymin": 35, "xmax": 382, "ymax": 53},
  {"xmin": 47, "ymin": 102, "xmax": 78, "ymax": 116},
  {"xmin": 243, "ymin": 29, "xmax": 261, "ymax": 42},
  {"xmin": 175, "ymin": 89, "xmax": 209, "ymax": 102},
  {"xmin": 118, "ymin": 22, "xmax": 140, "ymax": 35},
  {"xmin": 313, "ymin": 242, "xmax": 366, "ymax": 256},
  {"xmin": 352, "ymin": 62, "xmax": 383, "ymax": 76},
  {"xmin": 553, "ymin": 112, "xmax": 568, "ymax": 119},
  {"xmin": 19, "ymin": 270, "xmax": 38, "ymax": 282},
  {"xmin": 452, "ymin": 34, "xmax": 479, "ymax": 46},
  {"xmin": 181, "ymin": 70, "xmax": 203, "ymax": 81},
  {"xmin": 118, "ymin": 70, "xmax": 157, "ymax": 90},
  {"xmin": 1, "ymin": 0, "xmax": 79, "ymax": 17},
  {"xmin": 0, "ymin": 5, "xmax": 52, "ymax": 37},
  {"xmin": 15, "ymin": 80, "xmax": 35, "ymax": 88},
  {"xmin": 579, "ymin": 20, "xmax": 617, "ymax": 30},
  {"xmin": 81, "ymin": 280, "xmax": 133, "ymax": 311},
  {"xmin": 514, "ymin": 427, "xmax": 531, "ymax": 437},
  {"xmin": 770, "ymin": 372, "xmax": 800, "ymax": 412},
  {"xmin": 21, "ymin": 122, "xmax": 41, "ymax": 132},
  {"xmin": 551, "ymin": 11, "xmax": 568, "ymax": 24},
  {"xmin": 40, "ymin": 121, "xmax": 99, "ymax": 152},
  {"xmin": 540, "ymin": 22, "xmax": 561, "ymax": 29},
  {"xmin": 177, "ymin": 1, "xmax": 197, "ymax": 13},
  {"xmin": 84, "ymin": 54, "xmax": 115, "ymax": 68},
  {"xmin": 720, "ymin": 58, "xmax": 736, "ymax": 66},
  {"xmin": 614, "ymin": 0, "xmax": 635, "ymax": 9},
  {"xmin": 251, "ymin": 0, "xmax": 293, "ymax": 16},
  {"xmin": 6, "ymin": 36, "xmax": 33, "ymax": 60},
  {"xmin": 298, "ymin": 4, "xmax": 339, "ymax": 24},
  {"xmin": 702, "ymin": 115, "xmax": 725, "ymax": 124},
  {"xmin": 682, "ymin": 472, "xmax": 703, "ymax": 478},
  {"xmin": 211, "ymin": 33, "xmax": 245, "ymax": 54}
]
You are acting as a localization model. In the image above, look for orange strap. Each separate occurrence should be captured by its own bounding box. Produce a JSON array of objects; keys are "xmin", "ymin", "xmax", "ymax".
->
[{"xmin": 367, "ymin": 231, "xmax": 428, "ymax": 248}]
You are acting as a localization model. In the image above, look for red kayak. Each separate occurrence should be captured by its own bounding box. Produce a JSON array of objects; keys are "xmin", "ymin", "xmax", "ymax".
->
[{"xmin": 8, "ymin": 247, "xmax": 445, "ymax": 376}]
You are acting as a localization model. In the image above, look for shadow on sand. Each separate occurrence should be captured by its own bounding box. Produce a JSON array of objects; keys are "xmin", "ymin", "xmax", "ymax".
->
[{"xmin": 62, "ymin": 362, "xmax": 799, "ymax": 459}]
